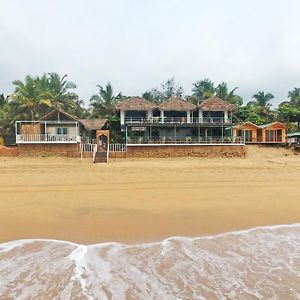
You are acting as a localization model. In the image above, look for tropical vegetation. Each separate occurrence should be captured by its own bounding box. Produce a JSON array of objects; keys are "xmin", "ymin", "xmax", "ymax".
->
[{"xmin": 1, "ymin": 74, "xmax": 300, "ymax": 136}]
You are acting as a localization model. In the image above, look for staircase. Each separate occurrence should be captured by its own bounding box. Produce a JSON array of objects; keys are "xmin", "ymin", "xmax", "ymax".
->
[{"xmin": 93, "ymin": 145, "xmax": 109, "ymax": 163}]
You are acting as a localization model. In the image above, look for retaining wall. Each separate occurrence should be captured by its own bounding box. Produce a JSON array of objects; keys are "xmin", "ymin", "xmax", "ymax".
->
[
  {"xmin": 18, "ymin": 143, "xmax": 80, "ymax": 157},
  {"xmin": 126, "ymin": 144, "xmax": 246, "ymax": 158}
]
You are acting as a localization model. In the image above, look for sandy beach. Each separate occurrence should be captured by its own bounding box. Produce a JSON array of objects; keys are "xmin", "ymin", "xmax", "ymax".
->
[{"xmin": 0, "ymin": 145, "xmax": 299, "ymax": 244}]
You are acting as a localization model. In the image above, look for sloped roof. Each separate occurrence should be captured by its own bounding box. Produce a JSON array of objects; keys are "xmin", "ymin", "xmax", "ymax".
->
[
  {"xmin": 159, "ymin": 97, "xmax": 196, "ymax": 111},
  {"xmin": 40, "ymin": 108, "xmax": 107, "ymax": 131},
  {"xmin": 232, "ymin": 122, "xmax": 261, "ymax": 129},
  {"xmin": 79, "ymin": 119, "xmax": 107, "ymax": 131},
  {"xmin": 199, "ymin": 97, "xmax": 236, "ymax": 111},
  {"xmin": 116, "ymin": 97, "xmax": 156, "ymax": 111},
  {"xmin": 40, "ymin": 108, "xmax": 80, "ymax": 122},
  {"xmin": 287, "ymin": 132, "xmax": 300, "ymax": 137},
  {"xmin": 259, "ymin": 122, "xmax": 287, "ymax": 129}
]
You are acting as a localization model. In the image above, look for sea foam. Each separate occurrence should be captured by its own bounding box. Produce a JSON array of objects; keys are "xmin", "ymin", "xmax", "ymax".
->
[{"xmin": 0, "ymin": 224, "xmax": 300, "ymax": 299}]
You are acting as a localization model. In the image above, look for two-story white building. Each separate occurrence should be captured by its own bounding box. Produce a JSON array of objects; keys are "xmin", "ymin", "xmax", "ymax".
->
[{"xmin": 117, "ymin": 96, "xmax": 236, "ymax": 144}]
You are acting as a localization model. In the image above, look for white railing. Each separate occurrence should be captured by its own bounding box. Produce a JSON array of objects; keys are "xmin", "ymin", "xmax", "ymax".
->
[
  {"xmin": 107, "ymin": 145, "xmax": 109, "ymax": 163},
  {"xmin": 16, "ymin": 134, "xmax": 81, "ymax": 143},
  {"xmin": 126, "ymin": 137, "xmax": 243, "ymax": 144},
  {"xmin": 124, "ymin": 117, "xmax": 232, "ymax": 124},
  {"xmin": 92, "ymin": 144, "xmax": 98, "ymax": 163},
  {"xmin": 109, "ymin": 144, "xmax": 127, "ymax": 152},
  {"xmin": 80, "ymin": 143, "xmax": 97, "ymax": 152}
]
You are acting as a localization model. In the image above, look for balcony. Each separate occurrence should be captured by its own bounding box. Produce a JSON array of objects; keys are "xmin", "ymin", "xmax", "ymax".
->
[
  {"xmin": 124, "ymin": 117, "xmax": 232, "ymax": 125},
  {"xmin": 126, "ymin": 136, "xmax": 242, "ymax": 145},
  {"xmin": 16, "ymin": 134, "xmax": 81, "ymax": 144}
]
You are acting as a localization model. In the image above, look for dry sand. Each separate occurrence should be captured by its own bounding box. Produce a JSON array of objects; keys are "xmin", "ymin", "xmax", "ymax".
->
[{"xmin": 0, "ymin": 145, "xmax": 299, "ymax": 244}]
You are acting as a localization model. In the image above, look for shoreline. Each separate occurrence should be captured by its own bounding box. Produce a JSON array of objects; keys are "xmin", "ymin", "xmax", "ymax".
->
[
  {"xmin": 1, "ymin": 222, "xmax": 300, "ymax": 247},
  {"xmin": 0, "ymin": 145, "xmax": 299, "ymax": 244}
]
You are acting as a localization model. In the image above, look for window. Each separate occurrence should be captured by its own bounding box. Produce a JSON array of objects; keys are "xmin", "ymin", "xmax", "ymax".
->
[{"xmin": 56, "ymin": 127, "xmax": 68, "ymax": 135}]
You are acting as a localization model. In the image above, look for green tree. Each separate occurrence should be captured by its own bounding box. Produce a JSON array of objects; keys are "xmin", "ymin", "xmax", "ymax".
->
[
  {"xmin": 245, "ymin": 91, "xmax": 275, "ymax": 123},
  {"xmin": 249, "ymin": 91, "xmax": 274, "ymax": 110},
  {"xmin": 161, "ymin": 77, "xmax": 184, "ymax": 99},
  {"xmin": 235, "ymin": 105, "xmax": 265, "ymax": 125},
  {"xmin": 90, "ymin": 83, "xmax": 123, "ymax": 119},
  {"xmin": 288, "ymin": 88, "xmax": 300, "ymax": 108},
  {"xmin": 143, "ymin": 78, "xmax": 184, "ymax": 103},
  {"xmin": 215, "ymin": 82, "xmax": 243, "ymax": 106},
  {"xmin": 11, "ymin": 75, "xmax": 51, "ymax": 120},
  {"xmin": 47, "ymin": 73, "xmax": 79, "ymax": 111},
  {"xmin": 191, "ymin": 78, "xmax": 215, "ymax": 103},
  {"xmin": 142, "ymin": 89, "xmax": 162, "ymax": 103}
]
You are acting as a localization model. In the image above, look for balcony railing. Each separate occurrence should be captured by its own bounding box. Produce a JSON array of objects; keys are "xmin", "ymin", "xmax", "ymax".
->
[
  {"xmin": 124, "ymin": 117, "xmax": 232, "ymax": 124},
  {"xmin": 127, "ymin": 137, "xmax": 243, "ymax": 144},
  {"xmin": 16, "ymin": 134, "xmax": 81, "ymax": 143}
]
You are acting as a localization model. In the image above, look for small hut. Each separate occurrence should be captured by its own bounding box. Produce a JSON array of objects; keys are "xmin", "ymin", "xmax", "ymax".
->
[
  {"xmin": 232, "ymin": 121, "xmax": 287, "ymax": 143},
  {"xmin": 232, "ymin": 122, "xmax": 260, "ymax": 143},
  {"xmin": 259, "ymin": 122, "xmax": 287, "ymax": 143},
  {"xmin": 287, "ymin": 132, "xmax": 300, "ymax": 144}
]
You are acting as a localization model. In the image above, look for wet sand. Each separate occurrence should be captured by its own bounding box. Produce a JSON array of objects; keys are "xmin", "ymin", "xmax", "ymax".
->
[{"xmin": 0, "ymin": 145, "xmax": 299, "ymax": 244}]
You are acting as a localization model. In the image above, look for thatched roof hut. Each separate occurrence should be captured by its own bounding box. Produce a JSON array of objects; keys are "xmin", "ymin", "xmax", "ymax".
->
[
  {"xmin": 79, "ymin": 119, "xmax": 107, "ymax": 130},
  {"xmin": 159, "ymin": 97, "xmax": 196, "ymax": 111},
  {"xmin": 199, "ymin": 97, "xmax": 236, "ymax": 111},
  {"xmin": 116, "ymin": 97, "xmax": 156, "ymax": 111}
]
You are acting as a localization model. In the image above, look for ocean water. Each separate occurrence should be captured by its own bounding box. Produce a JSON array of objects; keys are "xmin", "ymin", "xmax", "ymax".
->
[{"xmin": 0, "ymin": 224, "xmax": 300, "ymax": 300}]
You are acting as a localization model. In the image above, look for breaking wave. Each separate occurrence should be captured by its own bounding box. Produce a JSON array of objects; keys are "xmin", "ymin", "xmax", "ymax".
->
[{"xmin": 1, "ymin": 224, "xmax": 300, "ymax": 299}]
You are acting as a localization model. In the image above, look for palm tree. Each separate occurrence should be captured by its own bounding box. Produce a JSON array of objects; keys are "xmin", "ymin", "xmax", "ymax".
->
[
  {"xmin": 249, "ymin": 91, "xmax": 274, "ymax": 110},
  {"xmin": 47, "ymin": 73, "xmax": 78, "ymax": 110},
  {"xmin": 192, "ymin": 79, "xmax": 215, "ymax": 103},
  {"xmin": 11, "ymin": 75, "xmax": 51, "ymax": 120},
  {"xmin": 215, "ymin": 82, "xmax": 243, "ymax": 106},
  {"xmin": 90, "ymin": 83, "xmax": 123, "ymax": 119},
  {"xmin": 288, "ymin": 88, "xmax": 300, "ymax": 107},
  {"xmin": 246, "ymin": 91, "xmax": 274, "ymax": 122}
]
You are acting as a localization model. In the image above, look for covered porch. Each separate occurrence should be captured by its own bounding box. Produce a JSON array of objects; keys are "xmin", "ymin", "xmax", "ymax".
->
[
  {"xmin": 125, "ymin": 125, "xmax": 235, "ymax": 144},
  {"xmin": 15, "ymin": 120, "xmax": 81, "ymax": 143}
]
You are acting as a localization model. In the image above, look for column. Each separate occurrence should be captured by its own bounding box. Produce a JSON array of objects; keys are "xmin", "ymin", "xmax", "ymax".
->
[
  {"xmin": 224, "ymin": 111, "xmax": 228, "ymax": 123},
  {"xmin": 120, "ymin": 110, "xmax": 125, "ymax": 125},
  {"xmin": 186, "ymin": 110, "xmax": 191, "ymax": 123},
  {"xmin": 160, "ymin": 110, "xmax": 164, "ymax": 123},
  {"xmin": 147, "ymin": 110, "xmax": 152, "ymax": 122},
  {"xmin": 198, "ymin": 109, "xmax": 203, "ymax": 123},
  {"xmin": 125, "ymin": 126, "xmax": 128, "ymax": 144}
]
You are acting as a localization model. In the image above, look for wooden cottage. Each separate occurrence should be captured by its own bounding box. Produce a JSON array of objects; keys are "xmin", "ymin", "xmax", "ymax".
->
[
  {"xmin": 232, "ymin": 122, "xmax": 261, "ymax": 143},
  {"xmin": 232, "ymin": 121, "xmax": 287, "ymax": 143},
  {"xmin": 15, "ymin": 108, "xmax": 107, "ymax": 156},
  {"xmin": 260, "ymin": 122, "xmax": 286, "ymax": 143}
]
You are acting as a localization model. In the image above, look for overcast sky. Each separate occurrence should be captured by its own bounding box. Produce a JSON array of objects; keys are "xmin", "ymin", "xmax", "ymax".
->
[{"xmin": 1, "ymin": 0, "xmax": 300, "ymax": 107}]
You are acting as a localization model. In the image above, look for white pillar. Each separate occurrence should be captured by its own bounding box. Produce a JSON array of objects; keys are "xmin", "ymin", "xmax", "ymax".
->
[
  {"xmin": 120, "ymin": 110, "xmax": 125, "ymax": 125},
  {"xmin": 224, "ymin": 111, "xmax": 228, "ymax": 123},
  {"xmin": 198, "ymin": 109, "xmax": 203, "ymax": 123},
  {"xmin": 147, "ymin": 110, "xmax": 152, "ymax": 121},
  {"xmin": 187, "ymin": 110, "xmax": 191, "ymax": 123},
  {"xmin": 160, "ymin": 110, "xmax": 164, "ymax": 123}
]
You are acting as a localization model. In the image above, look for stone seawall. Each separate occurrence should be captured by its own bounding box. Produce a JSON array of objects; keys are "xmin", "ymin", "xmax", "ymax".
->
[
  {"xmin": 126, "ymin": 144, "xmax": 246, "ymax": 158},
  {"xmin": 14, "ymin": 144, "xmax": 246, "ymax": 159}
]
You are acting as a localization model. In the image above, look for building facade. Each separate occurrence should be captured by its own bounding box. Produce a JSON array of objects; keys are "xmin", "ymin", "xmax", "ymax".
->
[{"xmin": 117, "ymin": 96, "xmax": 236, "ymax": 144}]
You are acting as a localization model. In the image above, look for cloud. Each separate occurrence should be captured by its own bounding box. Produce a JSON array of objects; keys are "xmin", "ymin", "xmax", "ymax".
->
[{"xmin": 1, "ymin": 0, "xmax": 300, "ymax": 107}]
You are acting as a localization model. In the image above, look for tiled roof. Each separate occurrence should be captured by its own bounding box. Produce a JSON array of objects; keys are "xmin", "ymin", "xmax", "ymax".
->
[
  {"xmin": 199, "ymin": 97, "xmax": 236, "ymax": 111},
  {"xmin": 159, "ymin": 97, "xmax": 196, "ymax": 111},
  {"xmin": 116, "ymin": 97, "xmax": 156, "ymax": 111}
]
